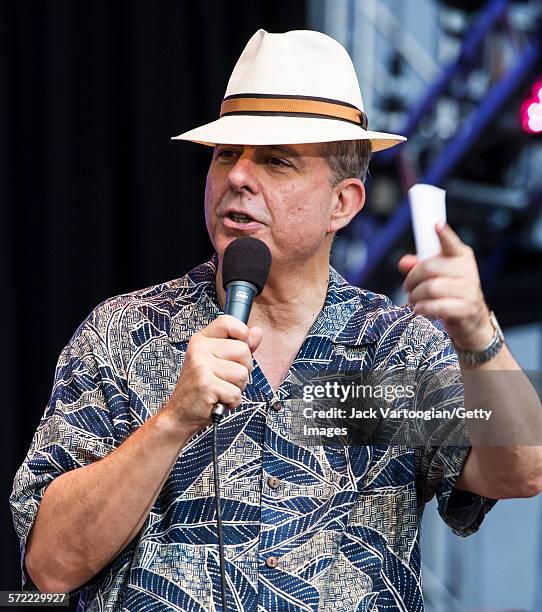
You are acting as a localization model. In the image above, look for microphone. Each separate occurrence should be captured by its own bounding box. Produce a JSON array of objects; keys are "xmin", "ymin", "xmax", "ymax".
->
[
  {"xmin": 212, "ymin": 236, "xmax": 272, "ymax": 420},
  {"xmin": 210, "ymin": 237, "xmax": 271, "ymax": 612}
]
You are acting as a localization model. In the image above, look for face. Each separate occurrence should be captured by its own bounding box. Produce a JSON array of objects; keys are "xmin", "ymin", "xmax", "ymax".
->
[{"xmin": 204, "ymin": 143, "xmax": 342, "ymax": 269}]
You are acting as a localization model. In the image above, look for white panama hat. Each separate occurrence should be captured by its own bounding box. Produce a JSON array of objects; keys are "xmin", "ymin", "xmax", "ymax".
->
[{"xmin": 172, "ymin": 29, "xmax": 406, "ymax": 152}]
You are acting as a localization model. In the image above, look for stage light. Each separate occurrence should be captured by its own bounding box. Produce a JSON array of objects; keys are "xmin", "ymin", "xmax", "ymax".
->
[{"xmin": 521, "ymin": 79, "xmax": 542, "ymax": 134}]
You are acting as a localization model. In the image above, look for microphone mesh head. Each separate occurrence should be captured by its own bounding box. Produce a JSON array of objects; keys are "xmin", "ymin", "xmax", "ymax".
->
[{"xmin": 222, "ymin": 237, "xmax": 272, "ymax": 295}]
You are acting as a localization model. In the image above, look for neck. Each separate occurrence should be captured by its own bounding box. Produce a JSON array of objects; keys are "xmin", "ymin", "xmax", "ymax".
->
[{"xmin": 215, "ymin": 252, "xmax": 330, "ymax": 332}]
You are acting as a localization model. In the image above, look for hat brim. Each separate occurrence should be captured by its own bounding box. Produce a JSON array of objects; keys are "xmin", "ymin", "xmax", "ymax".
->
[{"xmin": 172, "ymin": 115, "xmax": 406, "ymax": 152}]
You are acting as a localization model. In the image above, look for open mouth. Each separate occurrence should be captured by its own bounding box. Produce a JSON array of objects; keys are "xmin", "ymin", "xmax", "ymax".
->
[{"xmin": 227, "ymin": 212, "xmax": 255, "ymax": 224}]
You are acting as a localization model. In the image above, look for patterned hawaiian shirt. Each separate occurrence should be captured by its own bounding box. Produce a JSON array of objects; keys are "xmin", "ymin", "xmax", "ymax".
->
[{"xmin": 11, "ymin": 256, "xmax": 496, "ymax": 611}]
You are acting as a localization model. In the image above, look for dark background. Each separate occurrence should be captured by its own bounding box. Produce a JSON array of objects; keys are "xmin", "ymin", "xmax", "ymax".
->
[{"xmin": 0, "ymin": 0, "xmax": 306, "ymax": 601}]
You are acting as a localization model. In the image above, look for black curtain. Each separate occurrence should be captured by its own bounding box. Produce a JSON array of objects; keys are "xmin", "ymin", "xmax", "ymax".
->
[{"xmin": 0, "ymin": 0, "xmax": 307, "ymax": 599}]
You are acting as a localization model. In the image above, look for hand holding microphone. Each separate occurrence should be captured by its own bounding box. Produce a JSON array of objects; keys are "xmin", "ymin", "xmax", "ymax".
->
[
  {"xmin": 164, "ymin": 315, "xmax": 260, "ymax": 433},
  {"xmin": 212, "ymin": 237, "xmax": 271, "ymax": 421},
  {"xmin": 163, "ymin": 237, "xmax": 271, "ymax": 433}
]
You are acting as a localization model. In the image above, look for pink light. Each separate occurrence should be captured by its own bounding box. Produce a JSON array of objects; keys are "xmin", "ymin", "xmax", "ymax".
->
[
  {"xmin": 528, "ymin": 117, "xmax": 542, "ymax": 133},
  {"xmin": 521, "ymin": 78, "xmax": 542, "ymax": 134}
]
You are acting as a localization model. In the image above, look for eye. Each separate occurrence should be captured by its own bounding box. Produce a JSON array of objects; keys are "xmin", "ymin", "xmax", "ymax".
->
[
  {"xmin": 268, "ymin": 156, "xmax": 288, "ymax": 167},
  {"xmin": 215, "ymin": 148, "xmax": 238, "ymax": 161}
]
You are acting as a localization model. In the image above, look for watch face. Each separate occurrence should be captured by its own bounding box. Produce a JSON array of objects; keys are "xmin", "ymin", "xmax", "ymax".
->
[{"xmin": 455, "ymin": 312, "xmax": 505, "ymax": 366}]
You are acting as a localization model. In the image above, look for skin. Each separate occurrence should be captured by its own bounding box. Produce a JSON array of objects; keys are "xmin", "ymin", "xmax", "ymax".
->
[
  {"xmin": 24, "ymin": 144, "xmax": 367, "ymax": 594},
  {"xmin": 399, "ymin": 224, "xmax": 542, "ymax": 498},
  {"xmin": 204, "ymin": 143, "xmax": 364, "ymax": 327},
  {"xmin": 198, "ymin": 143, "xmax": 366, "ymax": 391},
  {"xmin": 25, "ymin": 142, "xmax": 541, "ymax": 594},
  {"xmin": 399, "ymin": 222, "xmax": 493, "ymax": 351}
]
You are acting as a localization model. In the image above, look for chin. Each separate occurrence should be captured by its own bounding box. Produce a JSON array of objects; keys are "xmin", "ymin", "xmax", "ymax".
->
[{"xmin": 212, "ymin": 234, "xmax": 236, "ymax": 259}]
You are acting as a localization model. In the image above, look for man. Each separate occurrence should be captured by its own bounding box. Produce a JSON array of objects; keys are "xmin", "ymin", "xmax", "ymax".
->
[{"xmin": 11, "ymin": 29, "xmax": 542, "ymax": 611}]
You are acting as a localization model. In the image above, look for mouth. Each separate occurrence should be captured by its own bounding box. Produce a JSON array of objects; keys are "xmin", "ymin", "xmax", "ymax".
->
[
  {"xmin": 221, "ymin": 211, "xmax": 263, "ymax": 231},
  {"xmin": 227, "ymin": 212, "xmax": 255, "ymax": 224}
]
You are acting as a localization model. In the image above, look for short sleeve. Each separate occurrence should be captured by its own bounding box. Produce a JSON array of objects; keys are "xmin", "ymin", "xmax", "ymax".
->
[
  {"xmin": 412, "ymin": 322, "xmax": 498, "ymax": 537},
  {"xmin": 9, "ymin": 306, "xmax": 131, "ymax": 592}
]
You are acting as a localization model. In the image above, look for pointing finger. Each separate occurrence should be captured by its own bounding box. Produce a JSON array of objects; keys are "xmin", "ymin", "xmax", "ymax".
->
[{"xmin": 437, "ymin": 223, "xmax": 466, "ymax": 257}]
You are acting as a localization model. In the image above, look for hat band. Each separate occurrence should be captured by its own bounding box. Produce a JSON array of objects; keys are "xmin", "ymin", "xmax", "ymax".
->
[{"xmin": 220, "ymin": 94, "xmax": 368, "ymax": 128}]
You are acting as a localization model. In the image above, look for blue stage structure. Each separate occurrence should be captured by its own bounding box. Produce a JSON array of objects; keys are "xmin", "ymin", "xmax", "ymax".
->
[{"xmin": 343, "ymin": 0, "xmax": 542, "ymax": 289}]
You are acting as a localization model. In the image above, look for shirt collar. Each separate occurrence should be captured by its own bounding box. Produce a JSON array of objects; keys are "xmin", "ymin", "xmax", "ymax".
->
[{"xmin": 169, "ymin": 255, "xmax": 380, "ymax": 347}]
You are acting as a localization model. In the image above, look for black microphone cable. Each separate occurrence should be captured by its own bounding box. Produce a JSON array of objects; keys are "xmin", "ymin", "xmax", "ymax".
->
[{"xmin": 212, "ymin": 403, "xmax": 228, "ymax": 612}]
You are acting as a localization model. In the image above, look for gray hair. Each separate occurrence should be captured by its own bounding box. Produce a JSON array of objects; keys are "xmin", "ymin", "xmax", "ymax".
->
[{"xmin": 319, "ymin": 139, "xmax": 372, "ymax": 186}]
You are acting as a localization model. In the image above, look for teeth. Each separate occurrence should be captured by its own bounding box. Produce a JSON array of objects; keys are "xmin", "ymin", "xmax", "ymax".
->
[{"xmin": 230, "ymin": 213, "xmax": 252, "ymax": 223}]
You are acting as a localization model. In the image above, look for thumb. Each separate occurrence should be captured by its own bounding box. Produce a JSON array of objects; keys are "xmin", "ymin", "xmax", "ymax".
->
[
  {"xmin": 437, "ymin": 223, "xmax": 465, "ymax": 257},
  {"xmin": 247, "ymin": 326, "xmax": 263, "ymax": 354},
  {"xmin": 398, "ymin": 254, "xmax": 419, "ymax": 275}
]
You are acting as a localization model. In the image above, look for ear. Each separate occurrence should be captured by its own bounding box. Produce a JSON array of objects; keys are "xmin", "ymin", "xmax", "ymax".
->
[{"xmin": 327, "ymin": 179, "xmax": 365, "ymax": 233}]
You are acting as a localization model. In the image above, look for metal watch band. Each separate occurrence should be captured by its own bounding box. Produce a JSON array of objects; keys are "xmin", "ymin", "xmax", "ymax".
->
[{"xmin": 455, "ymin": 311, "xmax": 505, "ymax": 367}]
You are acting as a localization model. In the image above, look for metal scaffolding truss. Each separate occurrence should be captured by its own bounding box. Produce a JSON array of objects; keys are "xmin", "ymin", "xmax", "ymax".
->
[{"xmin": 336, "ymin": 0, "xmax": 542, "ymax": 301}]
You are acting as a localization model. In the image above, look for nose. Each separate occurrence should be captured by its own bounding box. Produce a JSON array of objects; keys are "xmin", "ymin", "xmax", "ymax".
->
[{"xmin": 227, "ymin": 152, "xmax": 259, "ymax": 194}]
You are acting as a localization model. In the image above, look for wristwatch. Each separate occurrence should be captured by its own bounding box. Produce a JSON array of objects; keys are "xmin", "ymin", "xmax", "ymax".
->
[{"xmin": 454, "ymin": 311, "xmax": 505, "ymax": 366}]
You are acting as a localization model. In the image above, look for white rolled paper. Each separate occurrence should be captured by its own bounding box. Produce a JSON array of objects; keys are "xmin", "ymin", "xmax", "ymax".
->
[{"xmin": 408, "ymin": 183, "xmax": 447, "ymax": 260}]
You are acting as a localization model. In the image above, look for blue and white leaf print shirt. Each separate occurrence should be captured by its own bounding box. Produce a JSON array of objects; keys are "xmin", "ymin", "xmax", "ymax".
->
[{"xmin": 11, "ymin": 256, "xmax": 496, "ymax": 611}]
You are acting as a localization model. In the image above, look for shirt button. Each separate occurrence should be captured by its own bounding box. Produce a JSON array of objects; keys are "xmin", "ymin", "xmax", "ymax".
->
[
  {"xmin": 265, "ymin": 556, "xmax": 279, "ymax": 568},
  {"xmin": 271, "ymin": 401, "xmax": 283, "ymax": 412},
  {"xmin": 267, "ymin": 476, "xmax": 281, "ymax": 489}
]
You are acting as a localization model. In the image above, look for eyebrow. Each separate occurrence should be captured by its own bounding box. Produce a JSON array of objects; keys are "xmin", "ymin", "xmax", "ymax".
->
[
  {"xmin": 262, "ymin": 145, "xmax": 302, "ymax": 159},
  {"xmin": 214, "ymin": 144, "xmax": 304, "ymax": 160}
]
